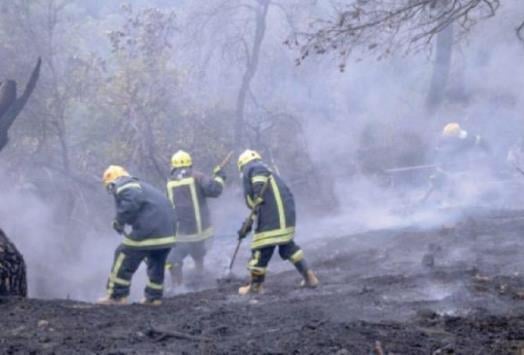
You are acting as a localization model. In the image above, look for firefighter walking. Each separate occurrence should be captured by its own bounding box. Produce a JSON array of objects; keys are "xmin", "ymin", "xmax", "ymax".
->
[
  {"xmin": 97, "ymin": 165, "xmax": 176, "ymax": 305},
  {"xmin": 165, "ymin": 150, "xmax": 226, "ymax": 288},
  {"xmin": 236, "ymin": 150, "xmax": 318, "ymax": 295}
]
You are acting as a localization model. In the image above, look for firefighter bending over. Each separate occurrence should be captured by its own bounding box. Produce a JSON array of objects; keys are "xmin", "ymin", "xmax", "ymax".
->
[
  {"xmin": 165, "ymin": 150, "xmax": 226, "ymax": 289},
  {"xmin": 236, "ymin": 150, "xmax": 318, "ymax": 295},
  {"xmin": 97, "ymin": 165, "xmax": 176, "ymax": 305}
]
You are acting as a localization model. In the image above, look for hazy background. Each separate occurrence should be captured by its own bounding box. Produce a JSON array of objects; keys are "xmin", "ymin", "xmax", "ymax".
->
[{"xmin": 0, "ymin": 0, "xmax": 522, "ymax": 301}]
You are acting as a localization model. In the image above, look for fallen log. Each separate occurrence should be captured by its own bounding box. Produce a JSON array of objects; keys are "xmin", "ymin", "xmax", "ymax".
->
[{"xmin": 0, "ymin": 228, "xmax": 27, "ymax": 297}]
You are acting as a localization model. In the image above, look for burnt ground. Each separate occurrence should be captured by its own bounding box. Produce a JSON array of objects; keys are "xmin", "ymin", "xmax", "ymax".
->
[{"xmin": 3, "ymin": 209, "xmax": 524, "ymax": 354}]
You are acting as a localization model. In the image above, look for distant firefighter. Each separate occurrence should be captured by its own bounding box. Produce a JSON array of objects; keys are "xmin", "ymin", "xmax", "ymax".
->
[
  {"xmin": 424, "ymin": 122, "xmax": 492, "ymax": 205},
  {"xmin": 0, "ymin": 228, "xmax": 27, "ymax": 297},
  {"xmin": 165, "ymin": 150, "xmax": 226, "ymax": 289},
  {"xmin": 236, "ymin": 150, "xmax": 318, "ymax": 295},
  {"xmin": 97, "ymin": 165, "xmax": 176, "ymax": 305},
  {"xmin": 436, "ymin": 122, "xmax": 490, "ymax": 169}
]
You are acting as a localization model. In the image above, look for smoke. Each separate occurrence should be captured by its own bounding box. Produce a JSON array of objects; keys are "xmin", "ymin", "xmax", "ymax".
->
[
  {"xmin": 0, "ymin": 171, "xmax": 118, "ymax": 300},
  {"xmin": 1, "ymin": 0, "xmax": 524, "ymax": 304}
]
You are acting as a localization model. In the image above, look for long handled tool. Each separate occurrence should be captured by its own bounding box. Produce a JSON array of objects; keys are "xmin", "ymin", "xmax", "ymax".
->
[
  {"xmin": 216, "ymin": 150, "xmax": 234, "ymax": 171},
  {"xmin": 221, "ymin": 178, "xmax": 271, "ymax": 282},
  {"xmin": 228, "ymin": 202, "xmax": 259, "ymax": 271}
]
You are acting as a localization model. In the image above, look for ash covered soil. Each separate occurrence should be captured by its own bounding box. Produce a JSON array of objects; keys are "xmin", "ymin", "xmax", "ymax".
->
[{"xmin": 3, "ymin": 209, "xmax": 524, "ymax": 354}]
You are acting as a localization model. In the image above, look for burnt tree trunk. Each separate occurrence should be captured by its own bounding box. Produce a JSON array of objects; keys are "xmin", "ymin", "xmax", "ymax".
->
[
  {"xmin": 234, "ymin": 0, "xmax": 270, "ymax": 149},
  {"xmin": 426, "ymin": 23, "xmax": 453, "ymax": 113},
  {"xmin": 0, "ymin": 58, "xmax": 41, "ymax": 152},
  {"xmin": 0, "ymin": 229, "xmax": 27, "ymax": 297}
]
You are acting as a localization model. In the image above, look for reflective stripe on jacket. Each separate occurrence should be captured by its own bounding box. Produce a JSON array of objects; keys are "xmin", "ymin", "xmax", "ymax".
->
[
  {"xmin": 167, "ymin": 168, "xmax": 223, "ymax": 242},
  {"xmin": 113, "ymin": 176, "xmax": 176, "ymax": 250},
  {"xmin": 242, "ymin": 161, "xmax": 296, "ymax": 249}
]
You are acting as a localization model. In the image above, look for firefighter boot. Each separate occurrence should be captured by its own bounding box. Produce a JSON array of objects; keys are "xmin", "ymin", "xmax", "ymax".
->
[
  {"xmin": 294, "ymin": 259, "xmax": 319, "ymax": 288},
  {"xmin": 238, "ymin": 282, "xmax": 263, "ymax": 295},
  {"xmin": 300, "ymin": 270, "xmax": 319, "ymax": 288},
  {"xmin": 96, "ymin": 295, "xmax": 128, "ymax": 305},
  {"xmin": 140, "ymin": 298, "xmax": 162, "ymax": 306},
  {"xmin": 238, "ymin": 270, "xmax": 264, "ymax": 295}
]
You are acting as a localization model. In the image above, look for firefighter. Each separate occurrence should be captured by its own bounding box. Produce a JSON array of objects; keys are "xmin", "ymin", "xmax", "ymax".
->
[
  {"xmin": 236, "ymin": 149, "xmax": 318, "ymax": 295},
  {"xmin": 165, "ymin": 150, "xmax": 226, "ymax": 288},
  {"xmin": 436, "ymin": 122, "xmax": 490, "ymax": 168},
  {"xmin": 97, "ymin": 165, "xmax": 176, "ymax": 305},
  {"xmin": 421, "ymin": 122, "xmax": 492, "ymax": 209}
]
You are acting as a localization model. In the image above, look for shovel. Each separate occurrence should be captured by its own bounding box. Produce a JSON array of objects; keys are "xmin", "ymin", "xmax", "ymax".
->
[
  {"xmin": 217, "ymin": 209, "xmax": 256, "ymax": 285},
  {"xmin": 218, "ymin": 178, "xmax": 271, "ymax": 284}
]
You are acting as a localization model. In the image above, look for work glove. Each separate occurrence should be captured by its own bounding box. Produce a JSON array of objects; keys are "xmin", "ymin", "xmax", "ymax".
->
[
  {"xmin": 237, "ymin": 218, "xmax": 253, "ymax": 240},
  {"xmin": 106, "ymin": 182, "xmax": 116, "ymax": 195},
  {"xmin": 213, "ymin": 166, "xmax": 227, "ymax": 182},
  {"xmin": 112, "ymin": 220, "xmax": 125, "ymax": 235},
  {"xmin": 253, "ymin": 196, "xmax": 264, "ymax": 206}
]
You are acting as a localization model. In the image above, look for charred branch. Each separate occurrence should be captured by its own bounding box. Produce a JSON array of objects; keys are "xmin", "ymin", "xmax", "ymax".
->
[{"xmin": 0, "ymin": 58, "xmax": 41, "ymax": 152}]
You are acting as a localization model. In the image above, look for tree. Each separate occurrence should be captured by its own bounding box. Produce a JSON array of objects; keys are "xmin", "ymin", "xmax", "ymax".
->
[
  {"xmin": 295, "ymin": 0, "xmax": 502, "ymax": 70},
  {"xmin": 0, "ymin": 58, "xmax": 41, "ymax": 152},
  {"xmin": 186, "ymin": 0, "xmax": 272, "ymax": 149},
  {"xmin": 102, "ymin": 4, "xmax": 178, "ymax": 181},
  {"xmin": 425, "ymin": 22, "xmax": 454, "ymax": 112},
  {"xmin": 234, "ymin": 0, "xmax": 270, "ymax": 149}
]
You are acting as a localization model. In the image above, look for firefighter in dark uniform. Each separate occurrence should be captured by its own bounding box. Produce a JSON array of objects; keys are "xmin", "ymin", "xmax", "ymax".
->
[
  {"xmin": 435, "ymin": 122, "xmax": 490, "ymax": 168},
  {"xmin": 97, "ymin": 165, "xmax": 176, "ymax": 305},
  {"xmin": 165, "ymin": 150, "xmax": 225, "ymax": 287},
  {"xmin": 236, "ymin": 150, "xmax": 319, "ymax": 295},
  {"xmin": 430, "ymin": 122, "xmax": 491, "ymax": 191}
]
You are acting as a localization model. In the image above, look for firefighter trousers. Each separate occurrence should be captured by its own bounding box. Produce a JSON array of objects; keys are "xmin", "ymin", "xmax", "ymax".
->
[
  {"xmin": 106, "ymin": 244, "xmax": 171, "ymax": 301},
  {"xmin": 248, "ymin": 240, "xmax": 308, "ymax": 284}
]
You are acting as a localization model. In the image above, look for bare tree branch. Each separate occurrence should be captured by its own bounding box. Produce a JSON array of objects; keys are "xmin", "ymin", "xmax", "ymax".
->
[{"xmin": 293, "ymin": 0, "xmax": 500, "ymax": 68}]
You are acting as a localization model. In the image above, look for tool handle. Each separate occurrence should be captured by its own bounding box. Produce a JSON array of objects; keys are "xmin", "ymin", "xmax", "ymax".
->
[
  {"xmin": 239, "ymin": 214, "xmax": 254, "ymax": 236},
  {"xmin": 229, "ymin": 239, "xmax": 242, "ymax": 270},
  {"xmin": 217, "ymin": 150, "xmax": 234, "ymax": 170},
  {"xmin": 229, "ymin": 176, "xmax": 271, "ymax": 271}
]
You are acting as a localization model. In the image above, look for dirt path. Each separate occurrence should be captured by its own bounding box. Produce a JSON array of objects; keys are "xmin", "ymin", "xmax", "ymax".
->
[{"xmin": 2, "ymin": 209, "xmax": 524, "ymax": 354}]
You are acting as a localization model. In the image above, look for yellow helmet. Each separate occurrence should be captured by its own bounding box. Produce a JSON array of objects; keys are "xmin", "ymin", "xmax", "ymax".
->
[
  {"xmin": 442, "ymin": 122, "xmax": 461, "ymax": 137},
  {"xmin": 102, "ymin": 165, "xmax": 129, "ymax": 187},
  {"xmin": 237, "ymin": 149, "xmax": 261, "ymax": 171},
  {"xmin": 171, "ymin": 150, "xmax": 192, "ymax": 168}
]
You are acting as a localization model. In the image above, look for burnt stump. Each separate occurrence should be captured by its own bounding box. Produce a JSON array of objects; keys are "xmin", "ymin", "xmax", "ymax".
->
[{"xmin": 0, "ymin": 228, "xmax": 27, "ymax": 297}]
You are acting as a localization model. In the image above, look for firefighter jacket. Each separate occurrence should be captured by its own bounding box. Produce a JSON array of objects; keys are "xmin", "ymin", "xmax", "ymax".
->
[
  {"xmin": 435, "ymin": 133, "xmax": 490, "ymax": 171},
  {"xmin": 242, "ymin": 160, "xmax": 296, "ymax": 249},
  {"xmin": 166, "ymin": 168, "xmax": 224, "ymax": 242},
  {"xmin": 113, "ymin": 176, "xmax": 176, "ymax": 250}
]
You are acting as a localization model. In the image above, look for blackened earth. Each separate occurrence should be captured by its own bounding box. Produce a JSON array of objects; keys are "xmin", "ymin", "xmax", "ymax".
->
[{"xmin": 3, "ymin": 209, "xmax": 524, "ymax": 354}]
